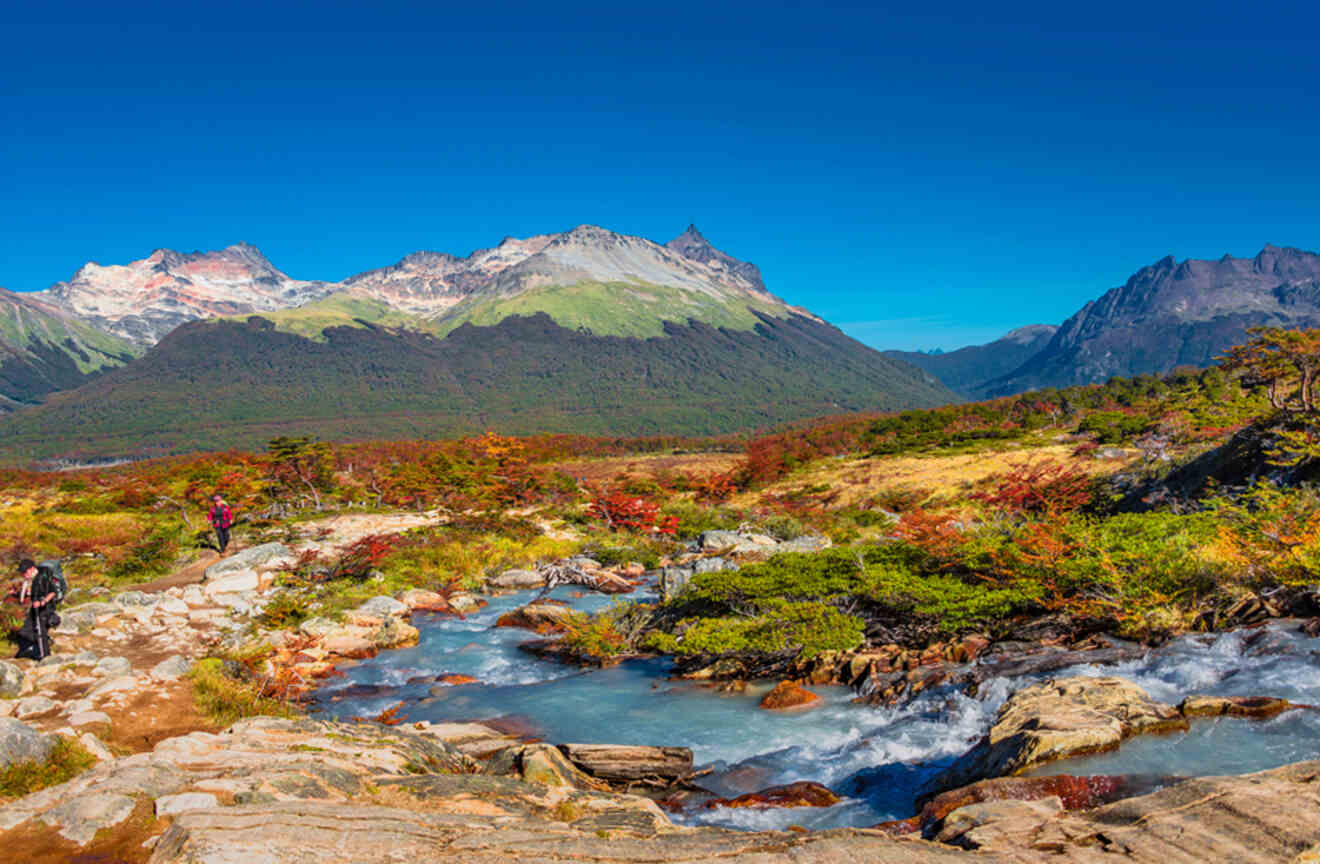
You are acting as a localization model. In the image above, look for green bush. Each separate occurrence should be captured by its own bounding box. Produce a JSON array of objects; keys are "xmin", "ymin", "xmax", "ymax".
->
[
  {"xmin": 659, "ymin": 500, "xmax": 743, "ymax": 538},
  {"xmin": 648, "ymin": 600, "xmax": 864, "ymax": 657},
  {"xmin": 190, "ymin": 657, "xmax": 294, "ymax": 727}
]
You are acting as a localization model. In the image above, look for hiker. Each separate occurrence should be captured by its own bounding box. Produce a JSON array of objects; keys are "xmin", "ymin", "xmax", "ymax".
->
[
  {"xmin": 209, "ymin": 493, "xmax": 235, "ymax": 554},
  {"xmin": 15, "ymin": 559, "xmax": 61, "ymax": 660}
]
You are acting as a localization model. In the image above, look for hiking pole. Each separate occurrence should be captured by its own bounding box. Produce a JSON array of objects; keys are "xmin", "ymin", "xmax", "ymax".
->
[{"xmin": 33, "ymin": 604, "xmax": 46, "ymax": 661}]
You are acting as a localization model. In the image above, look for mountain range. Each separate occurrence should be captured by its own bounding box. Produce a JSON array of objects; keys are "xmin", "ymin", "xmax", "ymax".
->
[
  {"xmin": 0, "ymin": 225, "xmax": 953, "ymax": 461},
  {"xmin": 5, "ymin": 230, "xmax": 1319, "ymax": 463},
  {"xmin": 892, "ymin": 244, "xmax": 1320, "ymax": 399}
]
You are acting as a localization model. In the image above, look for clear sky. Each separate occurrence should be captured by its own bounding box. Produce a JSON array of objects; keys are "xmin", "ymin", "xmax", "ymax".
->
[{"xmin": 3, "ymin": 0, "xmax": 1318, "ymax": 350}]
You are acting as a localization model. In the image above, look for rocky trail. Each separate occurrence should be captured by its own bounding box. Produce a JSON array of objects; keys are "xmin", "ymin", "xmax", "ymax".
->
[{"xmin": 2, "ymin": 517, "xmax": 1320, "ymax": 860}]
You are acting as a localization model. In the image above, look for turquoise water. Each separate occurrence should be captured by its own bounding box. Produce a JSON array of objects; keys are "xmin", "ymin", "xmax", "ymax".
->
[{"xmin": 313, "ymin": 584, "xmax": 1320, "ymax": 830}]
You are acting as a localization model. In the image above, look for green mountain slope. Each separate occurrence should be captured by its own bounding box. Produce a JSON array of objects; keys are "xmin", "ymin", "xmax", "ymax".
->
[
  {"xmin": 0, "ymin": 288, "xmax": 138, "ymax": 410},
  {"xmin": 0, "ymin": 312, "xmax": 957, "ymax": 462}
]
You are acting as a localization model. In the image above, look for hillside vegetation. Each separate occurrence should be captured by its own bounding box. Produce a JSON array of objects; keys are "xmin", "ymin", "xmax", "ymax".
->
[{"xmin": 0, "ymin": 311, "xmax": 955, "ymax": 462}]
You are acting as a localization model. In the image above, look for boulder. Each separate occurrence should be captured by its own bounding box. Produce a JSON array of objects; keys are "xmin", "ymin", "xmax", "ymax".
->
[
  {"xmin": 205, "ymin": 543, "xmax": 293, "ymax": 579},
  {"xmin": 398, "ymin": 589, "xmax": 448, "ymax": 612},
  {"xmin": 0, "ymin": 717, "xmax": 52, "ymax": 767},
  {"xmin": 935, "ymin": 796, "xmax": 1064, "ymax": 848},
  {"xmin": 495, "ymin": 603, "xmax": 575, "ymax": 634},
  {"xmin": 447, "ymin": 592, "xmax": 484, "ymax": 614},
  {"xmin": 371, "ymin": 616, "xmax": 420, "ymax": 649},
  {"xmin": 203, "ymin": 569, "xmax": 259, "ymax": 595},
  {"xmin": 693, "ymin": 556, "xmax": 735, "ymax": 574},
  {"xmin": 706, "ymin": 781, "xmax": 841, "ymax": 809},
  {"xmin": 322, "ymin": 634, "xmax": 377, "ymax": 659},
  {"xmin": 933, "ymin": 676, "xmax": 1187, "ymax": 794},
  {"xmin": 488, "ymin": 569, "xmax": 546, "ymax": 590},
  {"xmin": 353, "ymin": 595, "xmax": 409, "ymax": 620},
  {"xmin": 299, "ymin": 617, "xmax": 339, "ymax": 639},
  {"xmin": 659, "ymin": 566, "xmax": 694, "ymax": 601},
  {"xmin": 696, "ymin": 530, "xmax": 778, "ymax": 555},
  {"xmin": 759, "ymin": 680, "xmax": 822, "ymax": 711}
]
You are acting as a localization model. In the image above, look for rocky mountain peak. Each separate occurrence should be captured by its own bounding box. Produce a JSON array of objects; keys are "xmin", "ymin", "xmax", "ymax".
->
[{"xmin": 665, "ymin": 225, "xmax": 765, "ymax": 293}]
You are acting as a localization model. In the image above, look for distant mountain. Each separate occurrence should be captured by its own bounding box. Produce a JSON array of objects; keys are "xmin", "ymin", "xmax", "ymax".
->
[
  {"xmin": 35, "ymin": 243, "xmax": 335, "ymax": 345},
  {"xmin": 0, "ymin": 288, "xmax": 137, "ymax": 411},
  {"xmin": 0, "ymin": 225, "xmax": 955, "ymax": 460},
  {"xmin": 978, "ymin": 244, "xmax": 1320, "ymax": 396},
  {"xmin": 885, "ymin": 325, "xmax": 1057, "ymax": 399}
]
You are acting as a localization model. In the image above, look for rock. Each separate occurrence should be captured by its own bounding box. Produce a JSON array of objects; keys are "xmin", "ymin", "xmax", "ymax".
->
[
  {"xmin": 0, "ymin": 717, "xmax": 52, "ymax": 766},
  {"xmin": 79, "ymin": 732, "xmax": 114, "ymax": 761},
  {"xmin": 693, "ymin": 556, "xmax": 735, "ymax": 574},
  {"xmin": 759, "ymin": 681, "xmax": 822, "ymax": 711},
  {"xmin": 56, "ymin": 602, "xmax": 119, "ymax": 633},
  {"xmin": 322, "ymin": 634, "xmax": 377, "ymax": 658},
  {"xmin": 40, "ymin": 791, "xmax": 137, "ymax": 845},
  {"xmin": 203, "ymin": 569, "xmax": 259, "ymax": 595},
  {"xmin": 933, "ymin": 676, "xmax": 1188, "ymax": 793},
  {"xmin": 398, "ymin": 589, "xmax": 448, "ymax": 611},
  {"xmin": 0, "ymin": 660, "xmax": 23, "ymax": 697},
  {"xmin": 919, "ymin": 760, "xmax": 1320, "ymax": 861},
  {"xmin": 353, "ymin": 595, "xmax": 409, "ymax": 620},
  {"xmin": 659, "ymin": 566, "xmax": 694, "ymax": 601},
  {"xmin": 371, "ymin": 616, "xmax": 420, "ymax": 649},
  {"xmin": 935, "ymin": 797, "xmax": 1064, "ymax": 848},
  {"xmin": 557, "ymin": 744, "xmax": 694, "ymax": 784},
  {"xmin": 156, "ymin": 792, "xmax": 220, "ymax": 816},
  {"xmin": 205, "ymin": 543, "xmax": 292, "ymax": 579},
  {"xmin": 16, "ymin": 695, "xmax": 58, "ymax": 719},
  {"xmin": 707, "ymin": 781, "xmax": 841, "ymax": 809},
  {"xmin": 568, "ymin": 556, "xmax": 602, "ymax": 569},
  {"xmin": 70, "ymin": 710, "xmax": 113, "ymax": 727},
  {"xmin": 905, "ymin": 773, "xmax": 1174, "ymax": 838},
  {"xmin": 152, "ymin": 656, "xmax": 194, "ymax": 680},
  {"xmin": 447, "ymin": 592, "xmax": 484, "ymax": 614},
  {"xmin": 181, "ymin": 585, "xmax": 205, "ymax": 606},
  {"xmin": 156, "ymin": 596, "xmax": 190, "ymax": 615},
  {"xmin": 94, "ymin": 656, "xmax": 133, "ymax": 677},
  {"xmin": 778, "ymin": 534, "xmax": 832, "ymax": 553},
  {"xmin": 487, "ymin": 743, "xmax": 610, "ymax": 792},
  {"xmin": 488, "ymin": 569, "xmax": 546, "ymax": 590},
  {"xmin": 299, "ymin": 616, "xmax": 339, "ymax": 638},
  {"xmin": 433, "ymin": 674, "xmax": 479, "ymax": 686},
  {"xmin": 495, "ymin": 603, "xmax": 575, "ymax": 633},
  {"xmin": 89, "ymin": 675, "xmax": 140, "ymax": 700},
  {"xmin": 697, "ymin": 530, "xmax": 778, "ymax": 555},
  {"xmin": 1179, "ymin": 694, "xmax": 1299, "ymax": 719},
  {"xmin": 114, "ymin": 590, "xmax": 159, "ymax": 609}
]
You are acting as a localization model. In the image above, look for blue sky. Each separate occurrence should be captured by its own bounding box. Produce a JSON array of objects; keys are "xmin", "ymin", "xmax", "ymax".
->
[{"xmin": 3, "ymin": 0, "xmax": 1318, "ymax": 350}]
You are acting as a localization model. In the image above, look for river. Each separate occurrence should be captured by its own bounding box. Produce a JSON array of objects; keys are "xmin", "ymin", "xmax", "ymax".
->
[{"xmin": 311, "ymin": 582, "xmax": 1320, "ymax": 830}]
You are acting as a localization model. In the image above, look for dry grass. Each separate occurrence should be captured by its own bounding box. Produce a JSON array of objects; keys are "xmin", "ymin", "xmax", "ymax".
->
[
  {"xmin": 551, "ymin": 452, "xmax": 744, "ymax": 485},
  {"xmin": 735, "ymin": 443, "xmax": 1140, "ymax": 510}
]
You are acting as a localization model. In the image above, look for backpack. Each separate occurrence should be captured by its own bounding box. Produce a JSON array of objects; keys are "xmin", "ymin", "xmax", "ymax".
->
[{"xmin": 37, "ymin": 559, "xmax": 67, "ymax": 606}]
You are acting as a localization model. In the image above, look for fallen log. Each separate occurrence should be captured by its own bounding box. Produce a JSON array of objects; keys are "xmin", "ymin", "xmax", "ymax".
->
[{"xmin": 557, "ymin": 743, "xmax": 694, "ymax": 784}]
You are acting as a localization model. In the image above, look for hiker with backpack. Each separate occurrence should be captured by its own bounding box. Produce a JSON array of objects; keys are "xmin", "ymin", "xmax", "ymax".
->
[
  {"xmin": 15, "ymin": 559, "xmax": 66, "ymax": 660},
  {"xmin": 209, "ymin": 493, "xmax": 234, "ymax": 554}
]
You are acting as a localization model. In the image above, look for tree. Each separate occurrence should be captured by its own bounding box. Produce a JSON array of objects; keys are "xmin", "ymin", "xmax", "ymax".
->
[
  {"xmin": 267, "ymin": 436, "xmax": 335, "ymax": 510},
  {"xmin": 1220, "ymin": 327, "xmax": 1320, "ymax": 413}
]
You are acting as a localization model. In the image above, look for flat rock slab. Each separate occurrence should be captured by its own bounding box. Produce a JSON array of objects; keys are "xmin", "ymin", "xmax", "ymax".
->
[
  {"xmin": 934, "ymin": 676, "xmax": 1186, "ymax": 793},
  {"xmin": 205, "ymin": 543, "xmax": 292, "ymax": 580},
  {"xmin": 40, "ymin": 791, "xmax": 137, "ymax": 845},
  {"xmin": 146, "ymin": 801, "xmax": 989, "ymax": 864}
]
